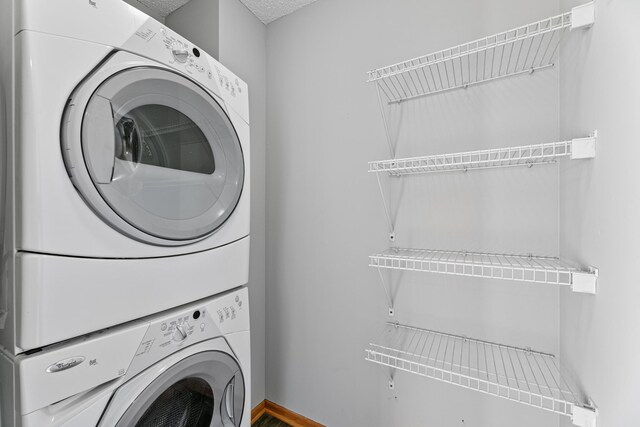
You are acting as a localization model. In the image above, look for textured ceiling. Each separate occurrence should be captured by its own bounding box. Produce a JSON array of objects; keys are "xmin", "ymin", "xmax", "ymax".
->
[
  {"xmin": 136, "ymin": 0, "xmax": 319, "ymax": 23},
  {"xmin": 238, "ymin": 0, "xmax": 319, "ymax": 24},
  {"xmin": 135, "ymin": 0, "xmax": 191, "ymax": 17}
]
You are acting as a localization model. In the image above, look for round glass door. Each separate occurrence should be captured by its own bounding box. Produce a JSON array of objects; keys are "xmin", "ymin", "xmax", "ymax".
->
[
  {"xmin": 134, "ymin": 378, "xmax": 214, "ymax": 427},
  {"xmin": 67, "ymin": 66, "xmax": 244, "ymax": 244},
  {"xmin": 114, "ymin": 352, "xmax": 245, "ymax": 427}
]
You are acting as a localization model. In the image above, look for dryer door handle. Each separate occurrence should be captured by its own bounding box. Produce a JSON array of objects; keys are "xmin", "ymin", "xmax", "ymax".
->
[
  {"xmin": 115, "ymin": 116, "xmax": 141, "ymax": 166},
  {"xmin": 223, "ymin": 376, "xmax": 236, "ymax": 425},
  {"xmin": 83, "ymin": 95, "xmax": 116, "ymax": 184}
]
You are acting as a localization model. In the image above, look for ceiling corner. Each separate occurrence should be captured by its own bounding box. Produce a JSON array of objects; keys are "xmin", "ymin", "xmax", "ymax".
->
[{"xmin": 238, "ymin": 0, "xmax": 320, "ymax": 24}]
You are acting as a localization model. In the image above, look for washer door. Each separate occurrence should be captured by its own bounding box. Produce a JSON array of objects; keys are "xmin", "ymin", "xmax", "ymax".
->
[
  {"xmin": 63, "ymin": 66, "xmax": 244, "ymax": 245},
  {"xmin": 114, "ymin": 352, "xmax": 245, "ymax": 427}
]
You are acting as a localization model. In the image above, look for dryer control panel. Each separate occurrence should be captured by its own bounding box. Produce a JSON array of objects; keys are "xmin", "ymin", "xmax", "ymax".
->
[
  {"xmin": 18, "ymin": 0, "xmax": 249, "ymax": 122},
  {"xmin": 121, "ymin": 18, "xmax": 250, "ymax": 123},
  {"xmin": 159, "ymin": 28, "xmax": 208, "ymax": 76}
]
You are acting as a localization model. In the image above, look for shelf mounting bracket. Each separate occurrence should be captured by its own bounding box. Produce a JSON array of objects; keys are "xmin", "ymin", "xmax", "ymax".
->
[
  {"xmin": 571, "ymin": 131, "xmax": 597, "ymax": 159},
  {"xmin": 571, "ymin": 1, "xmax": 595, "ymax": 30},
  {"xmin": 571, "ymin": 403, "xmax": 598, "ymax": 427},
  {"xmin": 571, "ymin": 267, "xmax": 598, "ymax": 294}
]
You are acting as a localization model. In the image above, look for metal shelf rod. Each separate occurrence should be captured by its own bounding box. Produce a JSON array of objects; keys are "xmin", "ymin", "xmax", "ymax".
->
[{"xmin": 384, "ymin": 63, "xmax": 554, "ymax": 105}]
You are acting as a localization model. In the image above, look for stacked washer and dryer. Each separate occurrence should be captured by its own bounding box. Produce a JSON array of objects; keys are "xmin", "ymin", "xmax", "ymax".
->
[{"xmin": 0, "ymin": 0, "xmax": 251, "ymax": 425}]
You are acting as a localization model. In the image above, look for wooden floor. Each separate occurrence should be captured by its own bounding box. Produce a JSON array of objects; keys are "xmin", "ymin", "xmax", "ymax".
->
[{"xmin": 252, "ymin": 413, "xmax": 292, "ymax": 427}]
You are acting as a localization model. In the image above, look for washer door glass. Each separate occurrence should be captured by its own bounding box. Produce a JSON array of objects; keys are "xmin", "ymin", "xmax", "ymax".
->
[
  {"xmin": 135, "ymin": 378, "xmax": 213, "ymax": 427},
  {"xmin": 115, "ymin": 352, "xmax": 245, "ymax": 427},
  {"xmin": 80, "ymin": 67, "xmax": 244, "ymax": 242}
]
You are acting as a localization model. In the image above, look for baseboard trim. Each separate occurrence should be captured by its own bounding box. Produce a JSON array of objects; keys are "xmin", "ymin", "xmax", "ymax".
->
[
  {"xmin": 251, "ymin": 400, "xmax": 267, "ymax": 424},
  {"xmin": 251, "ymin": 400, "xmax": 324, "ymax": 427}
]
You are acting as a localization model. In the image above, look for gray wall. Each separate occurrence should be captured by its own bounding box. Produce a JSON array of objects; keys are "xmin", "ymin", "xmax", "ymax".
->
[
  {"xmin": 265, "ymin": 0, "xmax": 562, "ymax": 425},
  {"xmin": 166, "ymin": 0, "xmax": 267, "ymax": 409},
  {"xmin": 166, "ymin": 0, "xmax": 219, "ymax": 59},
  {"xmin": 219, "ymin": 0, "xmax": 268, "ymax": 409},
  {"xmin": 117, "ymin": 0, "xmax": 640, "ymax": 424},
  {"xmin": 559, "ymin": 0, "xmax": 640, "ymax": 425}
]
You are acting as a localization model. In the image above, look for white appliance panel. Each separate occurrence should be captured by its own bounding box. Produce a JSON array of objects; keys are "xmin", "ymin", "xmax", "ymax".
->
[
  {"xmin": 14, "ymin": 288, "xmax": 249, "ymax": 427},
  {"xmin": 17, "ymin": 236, "xmax": 250, "ymax": 351},
  {"xmin": 17, "ymin": 324, "xmax": 148, "ymax": 415},
  {"xmin": 16, "ymin": 31, "xmax": 250, "ymax": 257},
  {"xmin": 16, "ymin": 0, "xmax": 141, "ymax": 49}
]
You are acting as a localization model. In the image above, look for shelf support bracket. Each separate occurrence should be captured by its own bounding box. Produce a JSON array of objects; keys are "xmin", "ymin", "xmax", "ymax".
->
[
  {"xmin": 571, "ymin": 131, "xmax": 597, "ymax": 159},
  {"xmin": 571, "ymin": 1, "xmax": 595, "ymax": 30},
  {"xmin": 375, "ymin": 82, "xmax": 396, "ymax": 158},
  {"xmin": 376, "ymin": 267, "xmax": 394, "ymax": 315},
  {"xmin": 571, "ymin": 403, "xmax": 598, "ymax": 427},
  {"xmin": 375, "ymin": 172, "xmax": 396, "ymax": 242},
  {"xmin": 571, "ymin": 267, "xmax": 598, "ymax": 294}
]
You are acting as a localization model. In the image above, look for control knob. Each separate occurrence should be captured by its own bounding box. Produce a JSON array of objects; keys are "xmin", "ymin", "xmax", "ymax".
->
[
  {"xmin": 171, "ymin": 42, "xmax": 189, "ymax": 63},
  {"xmin": 173, "ymin": 324, "xmax": 189, "ymax": 342}
]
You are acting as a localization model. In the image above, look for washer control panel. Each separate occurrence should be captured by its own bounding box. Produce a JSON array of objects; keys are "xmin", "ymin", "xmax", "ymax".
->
[{"xmin": 127, "ymin": 288, "xmax": 249, "ymax": 379}]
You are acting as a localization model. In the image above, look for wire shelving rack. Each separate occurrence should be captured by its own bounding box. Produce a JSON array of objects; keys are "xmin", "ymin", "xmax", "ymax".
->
[
  {"xmin": 369, "ymin": 136, "xmax": 596, "ymax": 176},
  {"xmin": 366, "ymin": 323, "xmax": 597, "ymax": 426},
  {"xmin": 370, "ymin": 248, "xmax": 597, "ymax": 294},
  {"xmin": 367, "ymin": 2, "xmax": 595, "ymax": 104},
  {"xmin": 363, "ymin": 2, "xmax": 598, "ymax": 425}
]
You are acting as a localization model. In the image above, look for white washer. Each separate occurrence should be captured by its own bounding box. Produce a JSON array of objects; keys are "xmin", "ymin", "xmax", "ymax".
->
[
  {"xmin": 0, "ymin": 287, "xmax": 251, "ymax": 427},
  {"xmin": 0, "ymin": 0, "xmax": 251, "ymax": 353}
]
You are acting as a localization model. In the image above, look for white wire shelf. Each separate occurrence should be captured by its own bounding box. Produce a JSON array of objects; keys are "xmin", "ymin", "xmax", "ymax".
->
[
  {"xmin": 370, "ymin": 248, "xmax": 597, "ymax": 294},
  {"xmin": 366, "ymin": 323, "xmax": 597, "ymax": 426},
  {"xmin": 367, "ymin": 2, "xmax": 595, "ymax": 103},
  {"xmin": 369, "ymin": 135, "xmax": 596, "ymax": 175}
]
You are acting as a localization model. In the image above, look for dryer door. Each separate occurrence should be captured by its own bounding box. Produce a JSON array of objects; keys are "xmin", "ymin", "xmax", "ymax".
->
[
  {"xmin": 63, "ymin": 66, "xmax": 244, "ymax": 245},
  {"xmin": 111, "ymin": 351, "xmax": 245, "ymax": 427}
]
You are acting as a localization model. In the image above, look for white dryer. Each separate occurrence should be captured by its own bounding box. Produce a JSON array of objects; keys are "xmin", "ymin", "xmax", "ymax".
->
[
  {"xmin": 0, "ymin": 0, "xmax": 251, "ymax": 353},
  {"xmin": 0, "ymin": 287, "xmax": 251, "ymax": 427}
]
